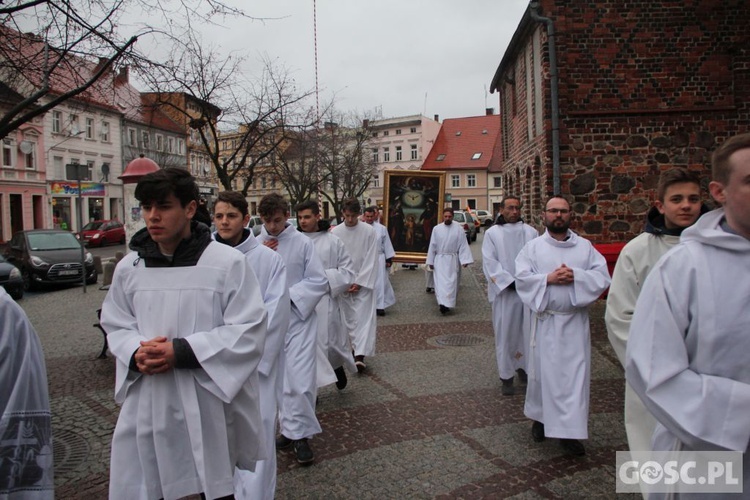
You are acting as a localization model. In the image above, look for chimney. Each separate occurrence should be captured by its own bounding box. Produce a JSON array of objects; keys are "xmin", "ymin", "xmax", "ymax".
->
[
  {"xmin": 433, "ymin": 114, "xmax": 439, "ymax": 122},
  {"xmin": 486, "ymin": 107, "xmax": 495, "ymax": 116},
  {"xmin": 116, "ymin": 66, "xmax": 130, "ymax": 85},
  {"xmin": 93, "ymin": 57, "xmax": 109, "ymax": 75}
]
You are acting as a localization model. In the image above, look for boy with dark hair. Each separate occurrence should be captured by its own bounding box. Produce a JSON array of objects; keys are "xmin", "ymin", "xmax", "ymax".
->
[
  {"xmin": 212, "ymin": 190, "xmax": 290, "ymax": 499},
  {"xmin": 627, "ymin": 133, "xmax": 750, "ymax": 495},
  {"xmin": 606, "ymin": 167, "xmax": 706, "ymax": 455},
  {"xmin": 296, "ymin": 199, "xmax": 357, "ymax": 390},
  {"xmin": 362, "ymin": 205, "xmax": 396, "ymax": 316},
  {"xmin": 102, "ymin": 167, "xmax": 268, "ymax": 499},
  {"xmin": 257, "ymin": 193, "xmax": 327, "ymax": 465}
]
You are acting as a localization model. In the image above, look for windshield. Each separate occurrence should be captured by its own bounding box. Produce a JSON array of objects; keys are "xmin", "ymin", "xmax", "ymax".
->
[
  {"xmin": 453, "ymin": 213, "xmax": 466, "ymax": 222},
  {"xmin": 27, "ymin": 232, "xmax": 81, "ymax": 251},
  {"xmin": 82, "ymin": 221, "xmax": 104, "ymax": 231}
]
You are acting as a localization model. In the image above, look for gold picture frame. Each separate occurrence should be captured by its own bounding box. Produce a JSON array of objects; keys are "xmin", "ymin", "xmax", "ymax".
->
[{"xmin": 383, "ymin": 170, "xmax": 445, "ymax": 263}]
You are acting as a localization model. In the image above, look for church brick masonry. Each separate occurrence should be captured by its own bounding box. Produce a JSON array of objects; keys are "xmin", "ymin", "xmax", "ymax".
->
[{"xmin": 490, "ymin": 0, "xmax": 749, "ymax": 243}]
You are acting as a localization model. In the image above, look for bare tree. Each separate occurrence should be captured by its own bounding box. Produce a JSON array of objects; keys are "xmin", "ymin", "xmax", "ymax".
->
[
  {"xmin": 272, "ymin": 127, "xmax": 321, "ymax": 210},
  {"xmin": 140, "ymin": 32, "xmax": 318, "ymax": 197},
  {"xmin": 0, "ymin": 0, "xmax": 261, "ymax": 139}
]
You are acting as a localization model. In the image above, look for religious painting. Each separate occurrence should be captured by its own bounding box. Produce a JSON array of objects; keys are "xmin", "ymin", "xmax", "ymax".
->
[{"xmin": 383, "ymin": 170, "xmax": 445, "ymax": 263}]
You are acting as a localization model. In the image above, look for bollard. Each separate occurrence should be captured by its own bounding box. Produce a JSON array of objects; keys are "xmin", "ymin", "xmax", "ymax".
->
[
  {"xmin": 115, "ymin": 251, "xmax": 125, "ymax": 264},
  {"xmin": 103, "ymin": 261, "xmax": 115, "ymax": 287},
  {"xmin": 93, "ymin": 255, "xmax": 103, "ymax": 275}
]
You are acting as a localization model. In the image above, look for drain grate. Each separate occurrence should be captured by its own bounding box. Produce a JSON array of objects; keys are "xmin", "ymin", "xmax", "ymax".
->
[
  {"xmin": 432, "ymin": 333, "xmax": 488, "ymax": 347},
  {"xmin": 52, "ymin": 429, "xmax": 90, "ymax": 476}
]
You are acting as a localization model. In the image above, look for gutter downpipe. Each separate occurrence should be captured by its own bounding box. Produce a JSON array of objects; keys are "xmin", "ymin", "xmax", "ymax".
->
[{"xmin": 529, "ymin": 2, "xmax": 561, "ymax": 196}]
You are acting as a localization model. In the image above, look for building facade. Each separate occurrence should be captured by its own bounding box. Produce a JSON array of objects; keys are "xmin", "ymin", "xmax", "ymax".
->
[{"xmin": 490, "ymin": 0, "xmax": 749, "ymax": 242}]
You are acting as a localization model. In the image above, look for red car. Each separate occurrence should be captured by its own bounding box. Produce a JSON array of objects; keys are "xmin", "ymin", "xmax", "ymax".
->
[{"xmin": 79, "ymin": 220, "xmax": 126, "ymax": 247}]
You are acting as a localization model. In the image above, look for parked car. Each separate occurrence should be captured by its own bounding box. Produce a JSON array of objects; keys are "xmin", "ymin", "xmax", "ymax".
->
[
  {"xmin": 0, "ymin": 254, "xmax": 23, "ymax": 299},
  {"xmin": 78, "ymin": 219, "xmax": 126, "ymax": 247},
  {"xmin": 453, "ymin": 210, "xmax": 478, "ymax": 244},
  {"xmin": 287, "ymin": 218, "xmax": 298, "ymax": 229},
  {"xmin": 474, "ymin": 209, "xmax": 494, "ymax": 227},
  {"xmin": 4, "ymin": 229, "xmax": 98, "ymax": 291},
  {"xmin": 246, "ymin": 215, "xmax": 263, "ymax": 236}
]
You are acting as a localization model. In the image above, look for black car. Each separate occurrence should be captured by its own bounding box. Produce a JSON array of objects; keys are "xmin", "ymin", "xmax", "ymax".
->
[
  {"xmin": 0, "ymin": 254, "xmax": 23, "ymax": 299},
  {"xmin": 4, "ymin": 229, "xmax": 98, "ymax": 291}
]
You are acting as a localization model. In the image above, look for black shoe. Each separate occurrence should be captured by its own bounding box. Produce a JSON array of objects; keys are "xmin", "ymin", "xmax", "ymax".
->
[
  {"xmin": 516, "ymin": 368, "xmax": 528, "ymax": 384},
  {"xmin": 276, "ymin": 434, "xmax": 293, "ymax": 449},
  {"xmin": 376, "ymin": 309, "xmax": 385, "ymax": 316},
  {"xmin": 426, "ymin": 287, "xmax": 434, "ymax": 293},
  {"xmin": 500, "ymin": 377, "xmax": 515, "ymax": 396},
  {"xmin": 439, "ymin": 304, "xmax": 449, "ymax": 314},
  {"xmin": 334, "ymin": 366, "xmax": 348, "ymax": 390},
  {"xmin": 293, "ymin": 438, "xmax": 315, "ymax": 465},
  {"xmin": 355, "ymin": 355, "xmax": 366, "ymax": 373},
  {"xmin": 560, "ymin": 438, "xmax": 586, "ymax": 456},
  {"xmin": 531, "ymin": 421, "xmax": 545, "ymax": 442}
]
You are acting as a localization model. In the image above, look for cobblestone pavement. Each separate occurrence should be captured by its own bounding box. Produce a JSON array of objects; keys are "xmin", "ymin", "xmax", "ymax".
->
[{"xmin": 18, "ymin": 232, "xmax": 631, "ymax": 499}]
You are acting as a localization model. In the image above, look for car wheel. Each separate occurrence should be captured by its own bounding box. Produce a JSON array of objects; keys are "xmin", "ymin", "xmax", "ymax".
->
[
  {"xmin": 467, "ymin": 235, "xmax": 472, "ymax": 245},
  {"xmin": 21, "ymin": 267, "xmax": 36, "ymax": 292},
  {"xmin": 485, "ymin": 219, "xmax": 493, "ymax": 228},
  {"xmin": 86, "ymin": 270, "xmax": 98, "ymax": 285},
  {"xmin": 472, "ymin": 232, "xmax": 477, "ymax": 242},
  {"xmin": 99, "ymin": 238, "xmax": 107, "ymax": 247},
  {"xmin": 9, "ymin": 288, "xmax": 23, "ymax": 300},
  {"xmin": 120, "ymin": 234, "xmax": 126, "ymax": 244}
]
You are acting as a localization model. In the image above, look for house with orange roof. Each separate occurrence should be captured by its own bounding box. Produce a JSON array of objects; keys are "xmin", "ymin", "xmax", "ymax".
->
[{"xmin": 421, "ymin": 111, "xmax": 502, "ymax": 213}]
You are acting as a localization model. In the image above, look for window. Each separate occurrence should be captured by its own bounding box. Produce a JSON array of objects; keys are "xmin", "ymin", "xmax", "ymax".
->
[
  {"xmin": 451, "ymin": 174, "xmax": 460, "ymax": 188},
  {"xmin": 141, "ymin": 131, "xmax": 150, "ymax": 149},
  {"xmin": 410, "ymin": 127, "xmax": 416, "ymax": 133},
  {"xmin": 372, "ymin": 148, "xmax": 378, "ymax": 163},
  {"xmin": 467, "ymin": 174, "xmax": 476, "ymax": 187},
  {"xmin": 24, "ymin": 144, "xmax": 36, "ymax": 169},
  {"xmin": 411, "ymin": 144, "xmax": 417, "ymax": 160},
  {"xmin": 271, "ymin": 177, "xmax": 276, "ymax": 189},
  {"xmin": 168, "ymin": 137, "xmax": 175, "ymax": 153},
  {"xmin": 383, "ymin": 130, "xmax": 389, "ymax": 136},
  {"xmin": 156, "ymin": 134, "xmax": 163, "ymax": 151},
  {"xmin": 493, "ymin": 176, "xmax": 502, "ymax": 188},
  {"xmin": 52, "ymin": 111, "xmax": 62, "ymax": 133},
  {"xmin": 396, "ymin": 129, "xmax": 401, "ymax": 135},
  {"xmin": 128, "ymin": 128, "xmax": 136, "ymax": 147},
  {"xmin": 178, "ymin": 139, "xmax": 185, "ymax": 154},
  {"xmin": 86, "ymin": 160, "xmax": 95, "ymax": 180},
  {"xmin": 471, "ymin": 152, "xmax": 482, "ymax": 160},
  {"xmin": 86, "ymin": 118, "xmax": 94, "ymax": 139},
  {"xmin": 190, "ymin": 154, "xmax": 197, "ymax": 175},
  {"xmin": 69, "ymin": 114, "xmax": 80, "ymax": 134},
  {"xmin": 101, "ymin": 122, "xmax": 110, "ymax": 142},
  {"xmin": 468, "ymin": 199, "xmax": 476, "ymax": 210},
  {"xmin": 2, "ymin": 139, "xmax": 13, "ymax": 167},
  {"xmin": 372, "ymin": 132, "xmax": 378, "ymax": 138},
  {"xmin": 436, "ymin": 154, "xmax": 446, "ymax": 161},
  {"xmin": 53, "ymin": 156, "xmax": 63, "ymax": 174},
  {"xmin": 396, "ymin": 146, "xmax": 402, "ymax": 161},
  {"xmin": 383, "ymin": 147, "xmax": 390, "ymax": 162},
  {"xmin": 261, "ymin": 177, "xmax": 267, "ymax": 189},
  {"xmin": 373, "ymin": 175, "xmax": 380, "ymax": 188}
]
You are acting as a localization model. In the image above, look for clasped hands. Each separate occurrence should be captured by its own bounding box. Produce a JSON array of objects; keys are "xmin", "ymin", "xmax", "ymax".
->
[
  {"xmin": 135, "ymin": 336, "xmax": 175, "ymax": 375},
  {"xmin": 547, "ymin": 263, "xmax": 574, "ymax": 285}
]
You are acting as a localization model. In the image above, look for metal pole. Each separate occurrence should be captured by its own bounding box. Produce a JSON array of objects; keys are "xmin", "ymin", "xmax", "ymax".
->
[{"xmin": 77, "ymin": 175, "xmax": 86, "ymax": 293}]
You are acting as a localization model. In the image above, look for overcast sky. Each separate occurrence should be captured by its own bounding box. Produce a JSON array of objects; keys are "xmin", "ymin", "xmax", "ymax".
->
[{"xmin": 187, "ymin": 0, "xmax": 530, "ymax": 121}]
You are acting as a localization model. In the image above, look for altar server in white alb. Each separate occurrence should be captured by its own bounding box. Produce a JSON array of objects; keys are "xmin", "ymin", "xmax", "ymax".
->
[
  {"xmin": 363, "ymin": 206, "xmax": 396, "ymax": 316},
  {"xmin": 296, "ymin": 200, "xmax": 357, "ymax": 390},
  {"xmin": 332, "ymin": 198, "xmax": 379, "ymax": 373},
  {"xmin": 257, "ymin": 193, "xmax": 328, "ymax": 466},
  {"xmin": 426, "ymin": 207, "xmax": 474, "ymax": 315},
  {"xmin": 515, "ymin": 196, "xmax": 610, "ymax": 457},
  {"xmin": 482, "ymin": 195, "xmax": 538, "ymax": 396},
  {"xmin": 0, "ymin": 287, "xmax": 54, "ymax": 500},
  {"xmin": 627, "ymin": 133, "xmax": 750, "ymax": 496},
  {"xmin": 210, "ymin": 191, "xmax": 291, "ymax": 500},
  {"xmin": 604, "ymin": 168, "xmax": 705, "ymax": 457},
  {"xmin": 102, "ymin": 168, "xmax": 267, "ymax": 500}
]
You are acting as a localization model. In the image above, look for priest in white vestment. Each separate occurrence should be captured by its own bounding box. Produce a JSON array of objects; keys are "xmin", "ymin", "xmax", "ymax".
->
[
  {"xmin": 0, "ymin": 288, "xmax": 54, "ymax": 499},
  {"xmin": 102, "ymin": 168, "xmax": 268, "ymax": 500},
  {"xmin": 297, "ymin": 200, "xmax": 357, "ymax": 390},
  {"xmin": 257, "ymin": 193, "xmax": 328, "ymax": 466},
  {"xmin": 482, "ymin": 196, "xmax": 538, "ymax": 396},
  {"xmin": 332, "ymin": 198, "xmax": 379, "ymax": 372},
  {"xmin": 426, "ymin": 207, "xmax": 474, "ymax": 314},
  {"xmin": 515, "ymin": 196, "xmax": 610, "ymax": 456},
  {"xmin": 209, "ymin": 191, "xmax": 291, "ymax": 500},
  {"xmin": 604, "ymin": 169, "xmax": 704, "ymax": 458},
  {"xmin": 627, "ymin": 135, "xmax": 750, "ymax": 498},
  {"xmin": 363, "ymin": 206, "xmax": 396, "ymax": 316}
]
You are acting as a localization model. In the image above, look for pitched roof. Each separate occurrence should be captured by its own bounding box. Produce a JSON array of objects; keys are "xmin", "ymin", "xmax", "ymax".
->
[
  {"xmin": 421, "ymin": 114, "xmax": 501, "ymax": 171},
  {"xmin": 113, "ymin": 76, "xmax": 184, "ymax": 134}
]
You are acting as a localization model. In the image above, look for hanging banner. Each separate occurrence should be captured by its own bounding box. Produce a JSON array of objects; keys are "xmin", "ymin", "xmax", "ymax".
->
[{"xmin": 50, "ymin": 182, "xmax": 106, "ymax": 196}]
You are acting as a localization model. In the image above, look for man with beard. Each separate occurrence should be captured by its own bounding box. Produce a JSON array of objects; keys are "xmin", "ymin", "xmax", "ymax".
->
[
  {"xmin": 426, "ymin": 207, "xmax": 474, "ymax": 314},
  {"xmin": 515, "ymin": 196, "xmax": 610, "ymax": 456},
  {"xmin": 362, "ymin": 206, "xmax": 396, "ymax": 316},
  {"xmin": 605, "ymin": 168, "xmax": 705, "ymax": 457},
  {"xmin": 482, "ymin": 196, "xmax": 539, "ymax": 396}
]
